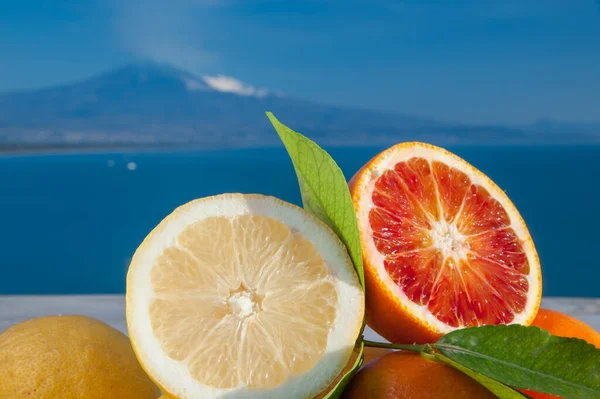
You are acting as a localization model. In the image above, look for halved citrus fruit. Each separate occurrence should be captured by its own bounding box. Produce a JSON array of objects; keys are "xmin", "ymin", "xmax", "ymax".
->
[
  {"xmin": 350, "ymin": 142, "xmax": 542, "ymax": 344},
  {"xmin": 126, "ymin": 194, "xmax": 364, "ymax": 399}
]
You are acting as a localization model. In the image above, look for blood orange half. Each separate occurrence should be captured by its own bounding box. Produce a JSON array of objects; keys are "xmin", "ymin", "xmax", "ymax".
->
[{"xmin": 350, "ymin": 142, "xmax": 542, "ymax": 344}]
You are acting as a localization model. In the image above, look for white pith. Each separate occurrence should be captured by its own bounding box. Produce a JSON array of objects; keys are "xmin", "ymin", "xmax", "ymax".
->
[
  {"xmin": 429, "ymin": 220, "xmax": 469, "ymax": 261},
  {"xmin": 355, "ymin": 144, "xmax": 541, "ymax": 333},
  {"xmin": 126, "ymin": 194, "xmax": 365, "ymax": 399},
  {"xmin": 227, "ymin": 290, "xmax": 261, "ymax": 319}
]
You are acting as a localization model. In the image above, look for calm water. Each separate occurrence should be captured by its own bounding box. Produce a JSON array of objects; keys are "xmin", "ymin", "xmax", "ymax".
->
[{"xmin": 1, "ymin": 146, "xmax": 598, "ymax": 297}]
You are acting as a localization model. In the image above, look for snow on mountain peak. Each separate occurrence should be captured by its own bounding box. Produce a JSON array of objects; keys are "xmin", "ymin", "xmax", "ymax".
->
[{"xmin": 201, "ymin": 74, "xmax": 269, "ymax": 98}]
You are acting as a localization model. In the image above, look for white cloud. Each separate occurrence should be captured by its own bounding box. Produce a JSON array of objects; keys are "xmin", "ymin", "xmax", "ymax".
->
[{"xmin": 202, "ymin": 75, "xmax": 269, "ymax": 98}]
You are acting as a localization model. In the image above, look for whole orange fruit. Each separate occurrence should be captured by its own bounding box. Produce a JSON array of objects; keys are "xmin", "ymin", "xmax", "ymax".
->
[
  {"xmin": 342, "ymin": 350, "xmax": 495, "ymax": 399},
  {"xmin": 521, "ymin": 308, "xmax": 600, "ymax": 399},
  {"xmin": 0, "ymin": 315, "xmax": 160, "ymax": 399},
  {"xmin": 349, "ymin": 142, "xmax": 541, "ymax": 344},
  {"xmin": 530, "ymin": 308, "xmax": 600, "ymax": 347}
]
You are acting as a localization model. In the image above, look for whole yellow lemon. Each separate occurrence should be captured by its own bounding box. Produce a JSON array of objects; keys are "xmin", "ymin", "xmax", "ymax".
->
[{"xmin": 0, "ymin": 315, "xmax": 161, "ymax": 399}]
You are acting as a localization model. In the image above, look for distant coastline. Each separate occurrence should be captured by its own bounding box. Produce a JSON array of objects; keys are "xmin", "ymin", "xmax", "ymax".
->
[
  {"xmin": 2, "ymin": 141, "xmax": 600, "ymax": 158},
  {"xmin": 0, "ymin": 144, "xmax": 189, "ymax": 156},
  {"xmin": 0, "ymin": 143, "xmax": 282, "ymax": 157},
  {"xmin": 1, "ymin": 64, "xmax": 598, "ymax": 150}
]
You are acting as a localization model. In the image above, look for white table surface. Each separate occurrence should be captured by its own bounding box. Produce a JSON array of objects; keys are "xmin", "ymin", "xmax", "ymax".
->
[{"xmin": 1, "ymin": 295, "xmax": 599, "ymax": 340}]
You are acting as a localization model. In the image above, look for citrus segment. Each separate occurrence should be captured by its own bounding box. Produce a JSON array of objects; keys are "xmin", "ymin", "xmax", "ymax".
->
[
  {"xmin": 126, "ymin": 194, "xmax": 364, "ymax": 399},
  {"xmin": 350, "ymin": 142, "xmax": 541, "ymax": 343}
]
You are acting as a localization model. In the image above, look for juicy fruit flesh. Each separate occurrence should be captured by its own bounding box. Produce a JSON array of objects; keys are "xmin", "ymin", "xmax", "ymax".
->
[
  {"xmin": 149, "ymin": 215, "xmax": 338, "ymax": 390},
  {"xmin": 369, "ymin": 157, "xmax": 530, "ymax": 328}
]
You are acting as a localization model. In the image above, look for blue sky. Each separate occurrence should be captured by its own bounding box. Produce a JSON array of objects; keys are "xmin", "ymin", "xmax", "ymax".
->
[{"xmin": 0, "ymin": 0, "xmax": 599, "ymax": 124}]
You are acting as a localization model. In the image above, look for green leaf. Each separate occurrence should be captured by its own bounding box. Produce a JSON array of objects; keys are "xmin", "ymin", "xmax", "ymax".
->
[
  {"xmin": 266, "ymin": 112, "xmax": 364, "ymax": 287},
  {"xmin": 430, "ymin": 352, "xmax": 532, "ymax": 399},
  {"xmin": 320, "ymin": 341, "xmax": 364, "ymax": 399},
  {"xmin": 435, "ymin": 324, "xmax": 600, "ymax": 399}
]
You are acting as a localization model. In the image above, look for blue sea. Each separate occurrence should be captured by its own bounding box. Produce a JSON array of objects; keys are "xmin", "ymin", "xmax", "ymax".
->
[{"xmin": 1, "ymin": 146, "xmax": 598, "ymax": 297}]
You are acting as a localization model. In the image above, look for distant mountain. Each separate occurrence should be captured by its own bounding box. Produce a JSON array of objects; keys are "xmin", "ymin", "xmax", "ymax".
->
[{"xmin": 0, "ymin": 63, "xmax": 598, "ymax": 150}]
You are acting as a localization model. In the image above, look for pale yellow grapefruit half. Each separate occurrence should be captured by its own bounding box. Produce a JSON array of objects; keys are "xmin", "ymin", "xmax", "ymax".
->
[{"xmin": 126, "ymin": 194, "xmax": 364, "ymax": 399}]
